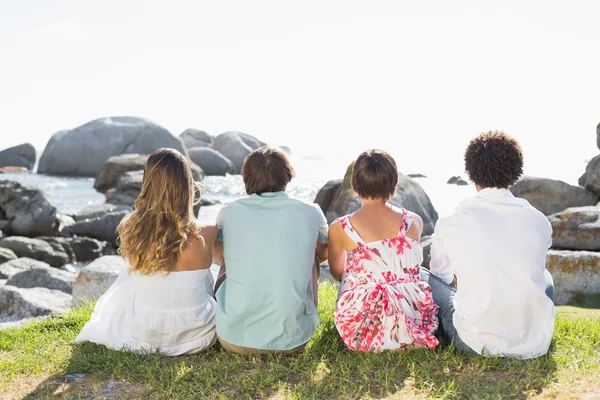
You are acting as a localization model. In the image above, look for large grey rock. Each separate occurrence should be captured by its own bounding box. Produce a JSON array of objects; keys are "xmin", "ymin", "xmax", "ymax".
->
[
  {"xmin": 0, "ymin": 258, "xmax": 48, "ymax": 279},
  {"xmin": 314, "ymin": 179, "xmax": 342, "ymax": 214},
  {"xmin": 213, "ymin": 132, "xmax": 254, "ymax": 173},
  {"xmin": 548, "ymin": 207, "xmax": 600, "ymax": 251},
  {"xmin": 546, "ymin": 250, "xmax": 600, "ymax": 305},
  {"xmin": 94, "ymin": 154, "xmax": 148, "ymax": 193},
  {"xmin": 447, "ymin": 176, "xmax": 468, "ymax": 186},
  {"xmin": 511, "ymin": 176, "xmax": 598, "ymax": 216},
  {"xmin": 37, "ymin": 236, "xmax": 74, "ymax": 264},
  {"xmin": 579, "ymin": 154, "xmax": 600, "ymax": 197},
  {"xmin": 0, "ymin": 143, "xmax": 36, "ymax": 170},
  {"xmin": 38, "ymin": 116, "xmax": 187, "ymax": 177},
  {"xmin": 71, "ymin": 237, "xmax": 115, "ymax": 262},
  {"xmin": 321, "ymin": 162, "xmax": 438, "ymax": 235},
  {"xmin": 105, "ymin": 171, "xmax": 143, "ymax": 206},
  {"xmin": 72, "ymin": 203, "xmax": 130, "ymax": 221},
  {"xmin": 235, "ymin": 132, "xmax": 267, "ymax": 150},
  {"xmin": 0, "ymin": 285, "xmax": 72, "ymax": 318},
  {"xmin": 0, "ymin": 237, "xmax": 69, "ymax": 267},
  {"xmin": 0, "ymin": 180, "xmax": 59, "ymax": 236},
  {"xmin": 0, "ymin": 247, "xmax": 17, "ymax": 264},
  {"xmin": 61, "ymin": 210, "xmax": 129, "ymax": 246},
  {"xmin": 7, "ymin": 264, "xmax": 76, "ymax": 294},
  {"xmin": 72, "ymin": 256, "xmax": 128, "ymax": 305},
  {"xmin": 180, "ymin": 129, "xmax": 213, "ymax": 148},
  {"xmin": 188, "ymin": 147, "xmax": 235, "ymax": 176}
]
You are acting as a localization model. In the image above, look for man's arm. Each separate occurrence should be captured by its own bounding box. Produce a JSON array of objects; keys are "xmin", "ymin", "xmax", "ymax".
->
[{"xmin": 429, "ymin": 221, "xmax": 456, "ymax": 286}]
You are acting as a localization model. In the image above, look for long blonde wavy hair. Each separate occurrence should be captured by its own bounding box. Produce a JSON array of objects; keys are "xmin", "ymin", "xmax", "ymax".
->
[{"xmin": 117, "ymin": 148, "xmax": 203, "ymax": 274}]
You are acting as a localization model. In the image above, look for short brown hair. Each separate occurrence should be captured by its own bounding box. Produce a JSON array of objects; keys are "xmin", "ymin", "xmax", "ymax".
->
[
  {"xmin": 351, "ymin": 149, "xmax": 398, "ymax": 200},
  {"xmin": 241, "ymin": 146, "xmax": 295, "ymax": 195},
  {"xmin": 464, "ymin": 131, "xmax": 524, "ymax": 189}
]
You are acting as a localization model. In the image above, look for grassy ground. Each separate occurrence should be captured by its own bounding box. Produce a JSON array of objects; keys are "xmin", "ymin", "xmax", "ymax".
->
[{"xmin": 1, "ymin": 283, "xmax": 599, "ymax": 400}]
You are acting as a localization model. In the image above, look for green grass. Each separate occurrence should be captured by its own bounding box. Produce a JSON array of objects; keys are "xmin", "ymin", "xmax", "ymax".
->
[{"xmin": 1, "ymin": 283, "xmax": 599, "ymax": 399}]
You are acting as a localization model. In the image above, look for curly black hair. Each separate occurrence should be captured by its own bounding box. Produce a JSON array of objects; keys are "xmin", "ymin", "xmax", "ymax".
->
[{"xmin": 464, "ymin": 131, "xmax": 524, "ymax": 189}]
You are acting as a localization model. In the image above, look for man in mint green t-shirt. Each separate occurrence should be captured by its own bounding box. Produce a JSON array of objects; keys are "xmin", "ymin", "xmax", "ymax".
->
[{"xmin": 214, "ymin": 146, "xmax": 328, "ymax": 354}]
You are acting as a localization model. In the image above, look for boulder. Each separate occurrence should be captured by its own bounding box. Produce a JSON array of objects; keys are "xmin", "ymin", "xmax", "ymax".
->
[
  {"xmin": 314, "ymin": 179, "xmax": 343, "ymax": 214},
  {"xmin": 0, "ymin": 237, "xmax": 69, "ymax": 267},
  {"xmin": 0, "ymin": 180, "xmax": 59, "ymax": 236},
  {"xmin": 61, "ymin": 210, "xmax": 129, "ymax": 246},
  {"xmin": 105, "ymin": 171, "xmax": 143, "ymax": 205},
  {"xmin": 94, "ymin": 154, "xmax": 148, "ymax": 193},
  {"xmin": 72, "ymin": 203, "xmax": 131, "ymax": 221},
  {"xmin": 321, "ymin": 162, "xmax": 438, "ymax": 235},
  {"xmin": 546, "ymin": 250, "xmax": 600, "ymax": 305},
  {"xmin": 0, "ymin": 247, "xmax": 17, "ymax": 264},
  {"xmin": 408, "ymin": 174, "xmax": 427, "ymax": 179},
  {"xmin": 37, "ymin": 236, "xmax": 74, "ymax": 263},
  {"xmin": 510, "ymin": 176, "xmax": 598, "ymax": 216},
  {"xmin": 0, "ymin": 143, "xmax": 36, "ymax": 170},
  {"xmin": 579, "ymin": 154, "xmax": 600, "ymax": 197},
  {"xmin": 71, "ymin": 237, "xmax": 115, "ymax": 262},
  {"xmin": 212, "ymin": 132, "xmax": 254, "ymax": 173},
  {"xmin": 0, "ymin": 285, "xmax": 72, "ymax": 318},
  {"xmin": 236, "ymin": 132, "xmax": 267, "ymax": 150},
  {"xmin": 279, "ymin": 146, "xmax": 292, "ymax": 156},
  {"xmin": 180, "ymin": 129, "xmax": 213, "ymax": 148},
  {"xmin": 38, "ymin": 116, "xmax": 187, "ymax": 177},
  {"xmin": 447, "ymin": 176, "xmax": 468, "ymax": 186},
  {"xmin": 72, "ymin": 256, "xmax": 128, "ymax": 305},
  {"xmin": 0, "ymin": 258, "xmax": 48, "ymax": 279},
  {"xmin": 188, "ymin": 147, "xmax": 235, "ymax": 176},
  {"xmin": 6, "ymin": 264, "xmax": 76, "ymax": 294},
  {"xmin": 548, "ymin": 207, "xmax": 600, "ymax": 251}
]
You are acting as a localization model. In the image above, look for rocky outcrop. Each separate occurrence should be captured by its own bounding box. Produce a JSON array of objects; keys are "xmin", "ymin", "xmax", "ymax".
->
[
  {"xmin": 316, "ymin": 162, "xmax": 438, "ymax": 235},
  {"xmin": 0, "ymin": 143, "xmax": 36, "ymax": 170},
  {"xmin": 0, "ymin": 258, "xmax": 49, "ymax": 279},
  {"xmin": 579, "ymin": 155, "xmax": 600, "ymax": 197},
  {"xmin": 447, "ymin": 176, "xmax": 468, "ymax": 186},
  {"xmin": 38, "ymin": 116, "xmax": 187, "ymax": 177},
  {"xmin": 61, "ymin": 210, "xmax": 129, "ymax": 246},
  {"xmin": 548, "ymin": 207, "xmax": 600, "ymax": 251},
  {"xmin": 72, "ymin": 203, "xmax": 130, "ymax": 221},
  {"xmin": 0, "ymin": 285, "xmax": 71, "ymax": 318},
  {"xmin": 72, "ymin": 256, "xmax": 128, "ymax": 305},
  {"xmin": 0, "ymin": 247, "xmax": 17, "ymax": 264},
  {"xmin": 510, "ymin": 176, "xmax": 598, "ymax": 216},
  {"xmin": 546, "ymin": 250, "xmax": 600, "ymax": 305},
  {"xmin": 6, "ymin": 263, "xmax": 76, "ymax": 294},
  {"xmin": 188, "ymin": 147, "xmax": 235, "ymax": 176},
  {"xmin": 314, "ymin": 179, "xmax": 342, "ymax": 214},
  {"xmin": 37, "ymin": 236, "xmax": 74, "ymax": 263},
  {"xmin": 213, "ymin": 132, "xmax": 253, "ymax": 173},
  {"xmin": 105, "ymin": 171, "xmax": 143, "ymax": 206},
  {"xmin": 180, "ymin": 129, "xmax": 213, "ymax": 148},
  {"xmin": 94, "ymin": 154, "xmax": 148, "ymax": 193},
  {"xmin": 0, "ymin": 180, "xmax": 59, "ymax": 236},
  {"xmin": 0, "ymin": 237, "xmax": 70, "ymax": 267}
]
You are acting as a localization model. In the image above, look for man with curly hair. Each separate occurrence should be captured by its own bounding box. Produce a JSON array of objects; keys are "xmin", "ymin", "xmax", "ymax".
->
[{"xmin": 421, "ymin": 131, "xmax": 555, "ymax": 359}]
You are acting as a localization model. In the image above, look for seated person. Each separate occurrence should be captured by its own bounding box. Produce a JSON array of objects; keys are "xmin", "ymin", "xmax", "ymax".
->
[
  {"xmin": 76, "ymin": 148, "xmax": 217, "ymax": 355},
  {"xmin": 328, "ymin": 149, "xmax": 439, "ymax": 352},
  {"xmin": 422, "ymin": 131, "xmax": 555, "ymax": 359},
  {"xmin": 214, "ymin": 146, "xmax": 328, "ymax": 355}
]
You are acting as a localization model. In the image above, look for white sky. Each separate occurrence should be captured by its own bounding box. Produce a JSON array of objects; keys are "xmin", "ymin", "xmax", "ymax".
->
[{"xmin": 1, "ymin": 0, "xmax": 599, "ymax": 182}]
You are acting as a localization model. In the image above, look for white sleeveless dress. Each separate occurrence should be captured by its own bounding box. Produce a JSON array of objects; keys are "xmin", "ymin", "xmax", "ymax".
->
[{"xmin": 76, "ymin": 267, "xmax": 216, "ymax": 355}]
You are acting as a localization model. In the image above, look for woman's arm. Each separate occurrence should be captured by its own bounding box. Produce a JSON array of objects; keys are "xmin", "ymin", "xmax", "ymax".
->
[{"xmin": 327, "ymin": 222, "xmax": 347, "ymax": 281}]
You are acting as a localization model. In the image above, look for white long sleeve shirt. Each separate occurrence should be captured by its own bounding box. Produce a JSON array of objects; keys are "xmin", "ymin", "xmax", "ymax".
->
[{"xmin": 430, "ymin": 188, "xmax": 555, "ymax": 359}]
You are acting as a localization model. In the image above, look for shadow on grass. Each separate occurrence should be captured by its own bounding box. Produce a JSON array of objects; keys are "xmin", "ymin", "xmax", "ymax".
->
[{"xmin": 23, "ymin": 326, "xmax": 559, "ymax": 399}]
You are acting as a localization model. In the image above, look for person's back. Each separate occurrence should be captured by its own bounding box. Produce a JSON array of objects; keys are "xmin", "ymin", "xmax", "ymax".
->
[
  {"xmin": 328, "ymin": 150, "xmax": 439, "ymax": 352},
  {"xmin": 76, "ymin": 148, "xmax": 217, "ymax": 355},
  {"xmin": 426, "ymin": 131, "xmax": 555, "ymax": 359},
  {"xmin": 214, "ymin": 147, "xmax": 328, "ymax": 354}
]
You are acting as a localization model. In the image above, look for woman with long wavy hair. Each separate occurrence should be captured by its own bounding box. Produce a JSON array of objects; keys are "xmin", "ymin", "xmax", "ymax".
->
[{"xmin": 77, "ymin": 148, "xmax": 218, "ymax": 355}]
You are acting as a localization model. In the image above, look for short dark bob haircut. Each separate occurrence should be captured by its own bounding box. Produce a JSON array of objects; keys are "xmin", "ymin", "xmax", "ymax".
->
[
  {"xmin": 241, "ymin": 146, "xmax": 295, "ymax": 195},
  {"xmin": 464, "ymin": 131, "xmax": 524, "ymax": 189},
  {"xmin": 351, "ymin": 149, "xmax": 398, "ymax": 200}
]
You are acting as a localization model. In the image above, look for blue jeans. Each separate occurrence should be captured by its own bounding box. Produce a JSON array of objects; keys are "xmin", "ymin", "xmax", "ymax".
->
[{"xmin": 419, "ymin": 268, "xmax": 555, "ymax": 354}]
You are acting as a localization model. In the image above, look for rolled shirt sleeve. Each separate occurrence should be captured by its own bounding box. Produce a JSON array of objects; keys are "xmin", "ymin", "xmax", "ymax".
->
[{"xmin": 429, "ymin": 221, "xmax": 455, "ymax": 285}]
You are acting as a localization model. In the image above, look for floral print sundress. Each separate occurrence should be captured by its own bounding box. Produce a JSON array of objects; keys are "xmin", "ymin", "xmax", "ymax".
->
[{"xmin": 334, "ymin": 208, "xmax": 439, "ymax": 352}]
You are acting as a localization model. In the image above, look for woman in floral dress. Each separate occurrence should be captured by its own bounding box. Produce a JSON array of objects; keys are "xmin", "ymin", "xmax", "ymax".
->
[{"xmin": 328, "ymin": 149, "xmax": 439, "ymax": 352}]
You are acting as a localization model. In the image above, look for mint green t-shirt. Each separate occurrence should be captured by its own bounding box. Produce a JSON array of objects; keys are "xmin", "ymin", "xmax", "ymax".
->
[{"xmin": 215, "ymin": 192, "xmax": 328, "ymax": 350}]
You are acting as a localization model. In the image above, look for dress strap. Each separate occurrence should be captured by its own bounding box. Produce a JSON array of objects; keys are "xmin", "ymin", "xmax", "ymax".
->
[
  {"xmin": 340, "ymin": 216, "xmax": 364, "ymax": 245},
  {"xmin": 400, "ymin": 209, "xmax": 414, "ymax": 236}
]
